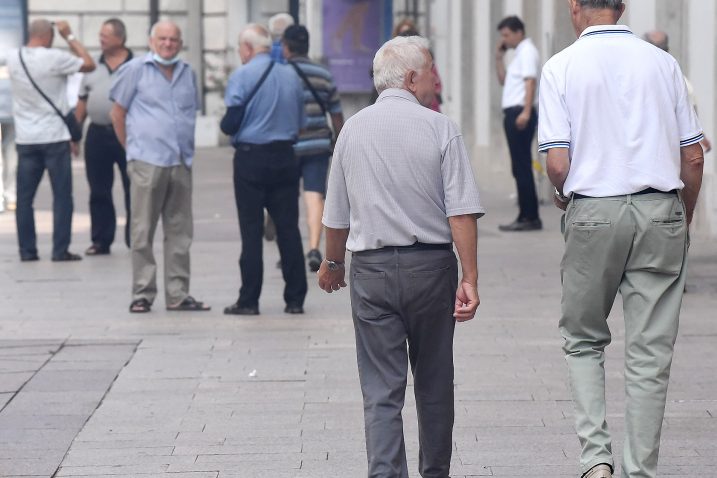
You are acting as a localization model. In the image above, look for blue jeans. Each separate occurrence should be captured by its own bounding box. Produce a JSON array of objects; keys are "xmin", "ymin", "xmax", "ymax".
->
[{"xmin": 16, "ymin": 141, "xmax": 74, "ymax": 259}]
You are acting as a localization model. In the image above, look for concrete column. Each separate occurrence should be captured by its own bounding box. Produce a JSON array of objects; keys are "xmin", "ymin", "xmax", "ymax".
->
[
  {"xmin": 186, "ymin": 0, "xmax": 204, "ymax": 112},
  {"xmin": 687, "ymin": 0, "xmax": 717, "ymax": 235},
  {"xmin": 474, "ymin": 0, "xmax": 491, "ymax": 148},
  {"xmin": 445, "ymin": 0, "xmax": 463, "ymax": 128},
  {"xmin": 503, "ymin": 0, "xmax": 522, "ymax": 17},
  {"xmin": 226, "ymin": 0, "xmax": 249, "ymax": 68},
  {"xmin": 305, "ymin": 0, "xmax": 322, "ymax": 60}
]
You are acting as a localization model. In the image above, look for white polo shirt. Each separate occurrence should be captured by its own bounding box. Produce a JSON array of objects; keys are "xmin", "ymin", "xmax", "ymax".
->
[
  {"xmin": 502, "ymin": 38, "xmax": 540, "ymax": 109},
  {"xmin": 538, "ymin": 25, "xmax": 703, "ymax": 197}
]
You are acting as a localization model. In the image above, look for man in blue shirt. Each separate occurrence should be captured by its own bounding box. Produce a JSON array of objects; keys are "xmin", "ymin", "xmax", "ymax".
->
[
  {"xmin": 268, "ymin": 13, "xmax": 294, "ymax": 64},
  {"xmin": 221, "ymin": 23, "xmax": 307, "ymax": 316},
  {"xmin": 110, "ymin": 21, "xmax": 210, "ymax": 314}
]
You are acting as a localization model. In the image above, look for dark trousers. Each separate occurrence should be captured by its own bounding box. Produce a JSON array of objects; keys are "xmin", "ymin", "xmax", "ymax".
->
[
  {"xmin": 16, "ymin": 141, "xmax": 73, "ymax": 259},
  {"xmin": 85, "ymin": 123, "xmax": 130, "ymax": 249},
  {"xmin": 503, "ymin": 107, "xmax": 539, "ymax": 221},
  {"xmin": 232, "ymin": 142, "xmax": 307, "ymax": 308},
  {"xmin": 350, "ymin": 248, "xmax": 458, "ymax": 478}
]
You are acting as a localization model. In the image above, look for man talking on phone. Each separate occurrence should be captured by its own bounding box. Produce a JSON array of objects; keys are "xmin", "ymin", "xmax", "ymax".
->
[{"xmin": 495, "ymin": 15, "xmax": 542, "ymax": 231}]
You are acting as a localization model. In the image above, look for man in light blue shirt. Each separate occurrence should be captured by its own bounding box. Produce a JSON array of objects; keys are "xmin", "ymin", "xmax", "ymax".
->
[
  {"xmin": 268, "ymin": 13, "xmax": 294, "ymax": 64},
  {"xmin": 110, "ymin": 20, "xmax": 210, "ymax": 314},
  {"xmin": 220, "ymin": 23, "xmax": 307, "ymax": 316}
]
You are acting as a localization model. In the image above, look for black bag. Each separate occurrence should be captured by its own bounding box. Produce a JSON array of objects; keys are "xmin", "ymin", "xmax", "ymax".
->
[
  {"xmin": 18, "ymin": 48, "xmax": 83, "ymax": 142},
  {"xmin": 220, "ymin": 61, "xmax": 275, "ymax": 136}
]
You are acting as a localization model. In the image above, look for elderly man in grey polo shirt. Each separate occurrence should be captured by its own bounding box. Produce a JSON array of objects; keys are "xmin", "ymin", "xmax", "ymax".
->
[
  {"xmin": 110, "ymin": 21, "xmax": 209, "ymax": 314},
  {"xmin": 319, "ymin": 35, "xmax": 484, "ymax": 478}
]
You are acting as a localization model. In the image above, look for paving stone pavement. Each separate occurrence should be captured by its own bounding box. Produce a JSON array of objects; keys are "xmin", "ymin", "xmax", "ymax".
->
[{"xmin": 0, "ymin": 147, "xmax": 715, "ymax": 478}]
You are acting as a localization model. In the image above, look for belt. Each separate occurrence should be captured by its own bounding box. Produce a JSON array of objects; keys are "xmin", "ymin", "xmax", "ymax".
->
[
  {"xmin": 234, "ymin": 140, "xmax": 294, "ymax": 152},
  {"xmin": 573, "ymin": 187, "xmax": 677, "ymax": 200},
  {"xmin": 357, "ymin": 242, "xmax": 452, "ymax": 254},
  {"xmin": 90, "ymin": 122, "xmax": 115, "ymax": 131},
  {"xmin": 503, "ymin": 106, "xmax": 524, "ymax": 114}
]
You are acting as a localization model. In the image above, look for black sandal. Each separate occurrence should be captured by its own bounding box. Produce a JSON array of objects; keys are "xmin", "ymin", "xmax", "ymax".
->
[
  {"xmin": 129, "ymin": 298, "xmax": 151, "ymax": 313},
  {"xmin": 166, "ymin": 296, "xmax": 211, "ymax": 312}
]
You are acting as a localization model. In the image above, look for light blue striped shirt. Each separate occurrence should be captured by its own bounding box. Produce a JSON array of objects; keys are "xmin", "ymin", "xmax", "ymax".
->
[{"xmin": 110, "ymin": 53, "xmax": 198, "ymax": 167}]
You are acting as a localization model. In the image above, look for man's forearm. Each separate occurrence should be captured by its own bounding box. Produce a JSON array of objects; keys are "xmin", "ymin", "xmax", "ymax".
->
[
  {"xmin": 74, "ymin": 99, "xmax": 88, "ymax": 125},
  {"xmin": 523, "ymin": 78, "xmax": 536, "ymax": 114},
  {"xmin": 680, "ymin": 142, "xmax": 704, "ymax": 223},
  {"xmin": 325, "ymin": 226, "xmax": 350, "ymax": 262},
  {"xmin": 67, "ymin": 39, "xmax": 95, "ymax": 72},
  {"xmin": 449, "ymin": 214, "xmax": 478, "ymax": 285},
  {"xmin": 110, "ymin": 104, "xmax": 127, "ymax": 149},
  {"xmin": 496, "ymin": 60, "xmax": 506, "ymax": 86},
  {"xmin": 547, "ymin": 148, "xmax": 571, "ymax": 193}
]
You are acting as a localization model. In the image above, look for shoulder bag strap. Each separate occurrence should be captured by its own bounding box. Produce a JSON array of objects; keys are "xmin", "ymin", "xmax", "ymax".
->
[
  {"xmin": 288, "ymin": 60, "xmax": 328, "ymax": 117},
  {"xmin": 244, "ymin": 60, "xmax": 275, "ymax": 109},
  {"xmin": 18, "ymin": 48, "xmax": 66, "ymax": 120}
]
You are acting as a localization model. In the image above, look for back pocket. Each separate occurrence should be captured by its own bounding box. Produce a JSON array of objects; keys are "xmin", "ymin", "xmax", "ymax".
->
[{"xmin": 350, "ymin": 271, "xmax": 389, "ymax": 320}]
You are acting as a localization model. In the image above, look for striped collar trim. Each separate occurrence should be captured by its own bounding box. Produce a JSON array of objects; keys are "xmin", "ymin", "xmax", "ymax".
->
[{"xmin": 580, "ymin": 25, "xmax": 633, "ymax": 39}]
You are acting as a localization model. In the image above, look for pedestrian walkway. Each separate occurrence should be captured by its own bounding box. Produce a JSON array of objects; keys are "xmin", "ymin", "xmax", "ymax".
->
[{"xmin": 0, "ymin": 147, "xmax": 715, "ymax": 477}]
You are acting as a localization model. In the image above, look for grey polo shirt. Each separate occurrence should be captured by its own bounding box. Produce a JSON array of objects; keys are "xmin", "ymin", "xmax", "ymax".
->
[
  {"xmin": 79, "ymin": 50, "xmax": 133, "ymax": 126},
  {"xmin": 323, "ymin": 88, "xmax": 485, "ymax": 252}
]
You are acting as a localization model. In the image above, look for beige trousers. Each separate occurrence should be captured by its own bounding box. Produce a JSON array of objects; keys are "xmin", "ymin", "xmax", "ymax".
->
[
  {"xmin": 128, "ymin": 160, "xmax": 193, "ymax": 305},
  {"xmin": 560, "ymin": 192, "xmax": 688, "ymax": 478}
]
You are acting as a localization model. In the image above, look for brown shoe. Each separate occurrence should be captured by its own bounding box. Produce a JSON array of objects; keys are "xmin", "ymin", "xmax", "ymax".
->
[{"xmin": 583, "ymin": 464, "xmax": 612, "ymax": 478}]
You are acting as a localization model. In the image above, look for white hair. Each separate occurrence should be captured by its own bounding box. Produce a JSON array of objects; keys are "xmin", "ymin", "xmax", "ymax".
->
[
  {"xmin": 149, "ymin": 20, "xmax": 182, "ymax": 39},
  {"xmin": 268, "ymin": 13, "xmax": 295, "ymax": 39},
  {"xmin": 372, "ymin": 36, "xmax": 431, "ymax": 93},
  {"xmin": 239, "ymin": 23, "xmax": 272, "ymax": 51}
]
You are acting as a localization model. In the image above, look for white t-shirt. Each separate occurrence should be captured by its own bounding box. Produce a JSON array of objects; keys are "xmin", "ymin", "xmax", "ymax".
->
[
  {"xmin": 6, "ymin": 47, "xmax": 83, "ymax": 145},
  {"xmin": 502, "ymin": 38, "xmax": 540, "ymax": 109},
  {"xmin": 538, "ymin": 25, "xmax": 703, "ymax": 197}
]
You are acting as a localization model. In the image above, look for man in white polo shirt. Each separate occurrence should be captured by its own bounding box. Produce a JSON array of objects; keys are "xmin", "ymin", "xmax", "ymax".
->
[
  {"xmin": 539, "ymin": 1, "xmax": 704, "ymax": 477},
  {"xmin": 495, "ymin": 15, "xmax": 542, "ymax": 231}
]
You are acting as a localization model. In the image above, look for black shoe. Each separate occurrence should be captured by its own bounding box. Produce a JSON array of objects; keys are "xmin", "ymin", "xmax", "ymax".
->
[
  {"xmin": 284, "ymin": 304, "xmax": 304, "ymax": 314},
  {"xmin": 307, "ymin": 249, "xmax": 322, "ymax": 272},
  {"xmin": 498, "ymin": 218, "xmax": 542, "ymax": 232},
  {"xmin": 20, "ymin": 255, "xmax": 39, "ymax": 262},
  {"xmin": 223, "ymin": 302, "xmax": 260, "ymax": 315},
  {"xmin": 52, "ymin": 252, "xmax": 82, "ymax": 262},
  {"xmin": 85, "ymin": 244, "xmax": 110, "ymax": 256}
]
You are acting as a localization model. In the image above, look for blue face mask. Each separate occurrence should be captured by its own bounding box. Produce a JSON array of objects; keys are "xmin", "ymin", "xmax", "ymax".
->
[{"xmin": 152, "ymin": 53, "xmax": 180, "ymax": 66}]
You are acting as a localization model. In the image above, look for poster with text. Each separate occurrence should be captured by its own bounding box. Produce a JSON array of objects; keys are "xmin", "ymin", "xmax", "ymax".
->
[{"xmin": 323, "ymin": 0, "xmax": 387, "ymax": 93}]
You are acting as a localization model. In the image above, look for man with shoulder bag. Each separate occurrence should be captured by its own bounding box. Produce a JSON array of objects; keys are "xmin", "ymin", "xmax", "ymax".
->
[{"xmin": 7, "ymin": 19, "xmax": 95, "ymax": 262}]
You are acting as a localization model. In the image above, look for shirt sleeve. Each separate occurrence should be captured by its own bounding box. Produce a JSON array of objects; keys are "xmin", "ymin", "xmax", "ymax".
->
[
  {"xmin": 322, "ymin": 131, "xmax": 351, "ymax": 229},
  {"xmin": 538, "ymin": 64, "xmax": 571, "ymax": 152},
  {"xmin": 224, "ymin": 69, "xmax": 245, "ymax": 107},
  {"xmin": 49, "ymin": 50, "xmax": 84, "ymax": 76},
  {"xmin": 78, "ymin": 72, "xmax": 90, "ymax": 99},
  {"xmin": 520, "ymin": 45, "xmax": 539, "ymax": 79},
  {"xmin": 674, "ymin": 66, "xmax": 703, "ymax": 147},
  {"xmin": 441, "ymin": 130, "xmax": 485, "ymax": 218},
  {"xmin": 109, "ymin": 61, "xmax": 139, "ymax": 110}
]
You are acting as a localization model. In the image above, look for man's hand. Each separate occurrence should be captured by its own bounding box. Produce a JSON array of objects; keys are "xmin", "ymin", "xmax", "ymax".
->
[
  {"xmin": 70, "ymin": 141, "xmax": 80, "ymax": 157},
  {"xmin": 55, "ymin": 21, "xmax": 73, "ymax": 40},
  {"xmin": 495, "ymin": 41, "xmax": 506, "ymax": 61},
  {"xmin": 515, "ymin": 110, "xmax": 530, "ymax": 130},
  {"xmin": 317, "ymin": 261, "xmax": 347, "ymax": 293},
  {"xmin": 701, "ymin": 137, "xmax": 712, "ymax": 154},
  {"xmin": 553, "ymin": 193, "xmax": 568, "ymax": 211},
  {"xmin": 454, "ymin": 279, "xmax": 479, "ymax": 322}
]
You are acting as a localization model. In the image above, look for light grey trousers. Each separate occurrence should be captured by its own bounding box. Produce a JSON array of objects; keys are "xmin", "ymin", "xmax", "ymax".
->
[
  {"xmin": 128, "ymin": 160, "xmax": 193, "ymax": 305},
  {"xmin": 350, "ymin": 247, "xmax": 458, "ymax": 478},
  {"xmin": 560, "ymin": 192, "xmax": 689, "ymax": 478}
]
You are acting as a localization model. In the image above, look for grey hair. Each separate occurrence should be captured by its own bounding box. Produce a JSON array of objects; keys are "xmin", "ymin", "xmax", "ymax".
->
[
  {"xmin": 643, "ymin": 30, "xmax": 669, "ymax": 52},
  {"xmin": 150, "ymin": 21, "xmax": 182, "ymax": 39},
  {"xmin": 577, "ymin": 0, "xmax": 624, "ymax": 10},
  {"xmin": 268, "ymin": 13, "xmax": 294, "ymax": 39},
  {"xmin": 239, "ymin": 23, "xmax": 272, "ymax": 51},
  {"xmin": 104, "ymin": 18, "xmax": 127, "ymax": 44},
  {"xmin": 373, "ymin": 36, "xmax": 431, "ymax": 93}
]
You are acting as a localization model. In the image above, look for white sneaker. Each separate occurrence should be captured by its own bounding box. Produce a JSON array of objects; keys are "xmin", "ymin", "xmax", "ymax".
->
[{"xmin": 584, "ymin": 464, "xmax": 612, "ymax": 478}]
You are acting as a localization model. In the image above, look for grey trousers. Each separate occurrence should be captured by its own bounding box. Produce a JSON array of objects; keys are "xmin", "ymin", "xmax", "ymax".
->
[
  {"xmin": 128, "ymin": 160, "xmax": 193, "ymax": 305},
  {"xmin": 560, "ymin": 192, "xmax": 688, "ymax": 478},
  {"xmin": 350, "ymin": 247, "xmax": 458, "ymax": 478}
]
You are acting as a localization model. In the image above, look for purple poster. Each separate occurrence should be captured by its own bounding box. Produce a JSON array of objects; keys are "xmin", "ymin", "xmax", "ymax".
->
[{"xmin": 323, "ymin": 0, "xmax": 384, "ymax": 93}]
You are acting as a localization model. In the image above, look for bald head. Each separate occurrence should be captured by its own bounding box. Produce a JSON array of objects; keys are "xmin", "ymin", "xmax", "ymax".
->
[
  {"xmin": 644, "ymin": 30, "xmax": 669, "ymax": 52},
  {"xmin": 28, "ymin": 19, "xmax": 54, "ymax": 46}
]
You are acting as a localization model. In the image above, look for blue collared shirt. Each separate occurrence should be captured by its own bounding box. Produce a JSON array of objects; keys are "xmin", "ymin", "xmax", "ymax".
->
[
  {"xmin": 224, "ymin": 53, "xmax": 305, "ymax": 145},
  {"xmin": 110, "ymin": 52, "xmax": 198, "ymax": 167},
  {"xmin": 270, "ymin": 40, "xmax": 286, "ymax": 63}
]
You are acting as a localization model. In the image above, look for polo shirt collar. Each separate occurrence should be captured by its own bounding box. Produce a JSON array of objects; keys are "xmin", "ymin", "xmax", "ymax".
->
[
  {"xmin": 99, "ymin": 48, "xmax": 133, "ymax": 74},
  {"xmin": 377, "ymin": 88, "xmax": 419, "ymax": 105},
  {"xmin": 579, "ymin": 24, "xmax": 633, "ymax": 39}
]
